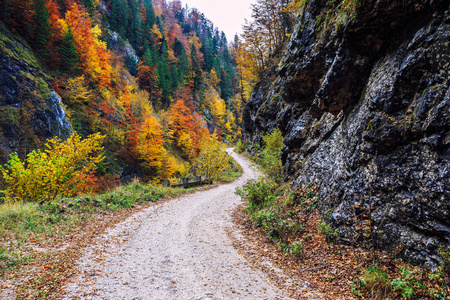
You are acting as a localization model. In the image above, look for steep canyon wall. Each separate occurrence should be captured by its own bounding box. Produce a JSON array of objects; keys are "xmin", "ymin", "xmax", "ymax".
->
[{"xmin": 242, "ymin": 0, "xmax": 449, "ymax": 267}]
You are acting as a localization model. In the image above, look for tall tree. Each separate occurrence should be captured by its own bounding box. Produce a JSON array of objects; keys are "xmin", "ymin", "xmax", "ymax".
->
[
  {"xmin": 32, "ymin": 0, "xmax": 51, "ymax": 55},
  {"xmin": 136, "ymin": 115, "xmax": 165, "ymax": 174},
  {"xmin": 59, "ymin": 27, "xmax": 79, "ymax": 72}
]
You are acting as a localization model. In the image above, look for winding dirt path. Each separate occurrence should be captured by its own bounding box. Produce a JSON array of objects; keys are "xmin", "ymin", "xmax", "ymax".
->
[{"xmin": 63, "ymin": 151, "xmax": 291, "ymax": 300}]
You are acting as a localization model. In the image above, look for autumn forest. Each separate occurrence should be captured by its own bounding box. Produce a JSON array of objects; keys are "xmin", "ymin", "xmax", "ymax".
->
[
  {"xmin": 1, "ymin": 0, "xmax": 449, "ymax": 298},
  {"xmin": 0, "ymin": 0, "xmax": 300, "ymax": 200}
]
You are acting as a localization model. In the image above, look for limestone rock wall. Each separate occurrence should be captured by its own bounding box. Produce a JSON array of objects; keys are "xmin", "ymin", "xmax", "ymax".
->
[{"xmin": 242, "ymin": 0, "xmax": 449, "ymax": 266}]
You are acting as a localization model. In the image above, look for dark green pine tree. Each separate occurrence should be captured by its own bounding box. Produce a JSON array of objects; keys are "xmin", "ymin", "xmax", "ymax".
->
[
  {"xmin": 200, "ymin": 29, "xmax": 213, "ymax": 72},
  {"xmin": 110, "ymin": 0, "xmax": 129, "ymax": 37},
  {"xmin": 143, "ymin": 48, "xmax": 154, "ymax": 67},
  {"xmin": 173, "ymin": 38, "xmax": 188, "ymax": 84},
  {"xmin": 127, "ymin": 0, "xmax": 141, "ymax": 52},
  {"xmin": 220, "ymin": 63, "xmax": 234, "ymax": 102},
  {"xmin": 32, "ymin": 0, "xmax": 51, "ymax": 56},
  {"xmin": 169, "ymin": 64, "xmax": 180, "ymax": 96},
  {"xmin": 157, "ymin": 40, "xmax": 173, "ymax": 107},
  {"xmin": 59, "ymin": 28, "xmax": 79, "ymax": 72},
  {"xmin": 157, "ymin": 60, "xmax": 170, "ymax": 107},
  {"xmin": 212, "ymin": 56, "xmax": 221, "ymax": 81},
  {"xmin": 177, "ymin": 50, "xmax": 189, "ymax": 85},
  {"xmin": 145, "ymin": 0, "xmax": 156, "ymax": 27},
  {"xmin": 173, "ymin": 38, "xmax": 184, "ymax": 57}
]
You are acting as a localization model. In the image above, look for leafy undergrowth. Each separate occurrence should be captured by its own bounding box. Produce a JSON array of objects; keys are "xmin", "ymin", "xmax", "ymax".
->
[
  {"xmin": 220, "ymin": 157, "xmax": 244, "ymax": 183},
  {"xmin": 0, "ymin": 181, "xmax": 195, "ymax": 299},
  {"xmin": 233, "ymin": 180, "xmax": 449, "ymax": 299}
]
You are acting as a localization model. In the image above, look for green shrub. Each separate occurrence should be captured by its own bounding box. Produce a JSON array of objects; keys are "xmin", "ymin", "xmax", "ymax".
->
[
  {"xmin": 251, "ymin": 208, "xmax": 304, "ymax": 240},
  {"xmin": 252, "ymin": 208, "xmax": 282, "ymax": 237},
  {"xmin": 391, "ymin": 267, "xmax": 432, "ymax": 299},
  {"xmin": 283, "ymin": 241, "xmax": 303, "ymax": 257},
  {"xmin": 253, "ymin": 208, "xmax": 281, "ymax": 238},
  {"xmin": 235, "ymin": 139, "xmax": 245, "ymax": 154},
  {"xmin": 236, "ymin": 179, "xmax": 277, "ymax": 210},
  {"xmin": 318, "ymin": 220, "xmax": 339, "ymax": 242},
  {"xmin": 391, "ymin": 267, "xmax": 416, "ymax": 298},
  {"xmin": 257, "ymin": 128, "xmax": 284, "ymax": 182}
]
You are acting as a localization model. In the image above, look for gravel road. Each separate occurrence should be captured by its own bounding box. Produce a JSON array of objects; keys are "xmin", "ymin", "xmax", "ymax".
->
[{"xmin": 63, "ymin": 151, "xmax": 291, "ymax": 300}]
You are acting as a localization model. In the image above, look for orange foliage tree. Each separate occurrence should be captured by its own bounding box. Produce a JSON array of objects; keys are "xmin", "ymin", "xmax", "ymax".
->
[
  {"xmin": 167, "ymin": 99, "xmax": 195, "ymax": 159},
  {"xmin": 64, "ymin": 2, "xmax": 112, "ymax": 87},
  {"xmin": 136, "ymin": 61, "xmax": 161, "ymax": 103},
  {"xmin": 45, "ymin": 0, "xmax": 62, "ymax": 67},
  {"xmin": 136, "ymin": 115, "xmax": 165, "ymax": 173}
]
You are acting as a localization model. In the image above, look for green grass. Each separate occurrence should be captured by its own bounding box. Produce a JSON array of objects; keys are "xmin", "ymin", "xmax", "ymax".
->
[
  {"xmin": 355, "ymin": 265, "xmax": 391, "ymax": 299},
  {"xmin": 0, "ymin": 202, "xmax": 46, "ymax": 273},
  {"xmin": 220, "ymin": 156, "xmax": 244, "ymax": 183}
]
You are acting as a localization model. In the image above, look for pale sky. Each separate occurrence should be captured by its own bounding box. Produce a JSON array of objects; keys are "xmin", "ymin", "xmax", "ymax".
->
[{"xmin": 180, "ymin": 0, "xmax": 255, "ymax": 42}]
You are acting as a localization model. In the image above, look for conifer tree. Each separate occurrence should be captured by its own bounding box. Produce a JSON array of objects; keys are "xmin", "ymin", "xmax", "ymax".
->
[
  {"xmin": 127, "ymin": 0, "xmax": 142, "ymax": 51},
  {"xmin": 32, "ymin": 0, "xmax": 51, "ymax": 55},
  {"xmin": 59, "ymin": 27, "xmax": 78, "ymax": 72},
  {"xmin": 145, "ymin": 0, "xmax": 156, "ymax": 27},
  {"xmin": 110, "ymin": 0, "xmax": 128, "ymax": 36}
]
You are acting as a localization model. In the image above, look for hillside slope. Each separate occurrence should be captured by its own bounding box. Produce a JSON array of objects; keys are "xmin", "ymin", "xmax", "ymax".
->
[{"xmin": 242, "ymin": 0, "xmax": 449, "ymax": 267}]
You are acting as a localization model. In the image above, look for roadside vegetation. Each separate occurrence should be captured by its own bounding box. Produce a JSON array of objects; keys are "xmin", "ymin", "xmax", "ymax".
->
[
  {"xmin": 0, "ymin": 132, "xmax": 241, "ymax": 298},
  {"xmin": 235, "ymin": 129, "xmax": 449, "ymax": 299}
]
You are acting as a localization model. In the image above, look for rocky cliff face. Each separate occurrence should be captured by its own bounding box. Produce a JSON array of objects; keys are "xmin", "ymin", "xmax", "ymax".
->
[
  {"xmin": 242, "ymin": 0, "xmax": 449, "ymax": 267},
  {"xmin": 0, "ymin": 22, "xmax": 72, "ymax": 164}
]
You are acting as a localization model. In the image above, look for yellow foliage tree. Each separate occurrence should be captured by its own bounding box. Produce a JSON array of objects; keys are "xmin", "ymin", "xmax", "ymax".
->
[
  {"xmin": 234, "ymin": 0, "xmax": 298, "ymax": 100},
  {"xmin": 209, "ymin": 69, "xmax": 220, "ymax": 90},
  {"xmin": 159, "ymin": 154, "xmax": 177, "ymax": 180},
  {"xmin": 136, "ymin": 115, "xmax": 165, "ymax": 172},
  {"xmin": 194, "ymin": 135, "xmax": 231, "ymax": 181},
  {"xmin": 65, "ymin": 75, "xmax": 90, "ymax": 105},
  {"xmin": 176, "ymin": 161, "xmax": 191, "ymax": 178},
  {"xmin": 233, "ymin": 36, "xmax": 259, "ymax": 101},
  {"xmin": 91, "ymin": 25, "xmax": 107, "ymax": 49},
  {"xmin": 0, "ymin": 132, "xmax": 105, "ymax": 203},
  {"xmin": 151, "ymin": 23, "xmax": 163, "ymax": 47},
  {"xmin": 64, "ymin": 2, "xmax": 112, "ymax": 87},
  {"xmin": 177, "ymin": 132, "xmax": 193, "ymax": 160}
]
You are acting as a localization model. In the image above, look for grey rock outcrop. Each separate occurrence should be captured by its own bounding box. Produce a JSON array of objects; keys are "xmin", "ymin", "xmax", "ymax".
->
[
  {"xmin": 0, "ymin": 22, "xmax": 72, "ymax": 163},
  {"xmin": 242, "ymin": 0, "xmax": 449, "ymax": 267}
]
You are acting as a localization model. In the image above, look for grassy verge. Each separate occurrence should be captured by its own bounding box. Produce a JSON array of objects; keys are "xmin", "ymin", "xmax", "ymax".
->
[{"xmin": 220, "ymin": 154, "xmax": 244, "ymax": 183}]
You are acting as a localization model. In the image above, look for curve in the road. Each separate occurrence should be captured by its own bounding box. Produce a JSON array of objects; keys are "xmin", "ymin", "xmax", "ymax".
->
[{"xmin": 63, "ymin": 151, "xmax": 291, "ymax": 300}]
